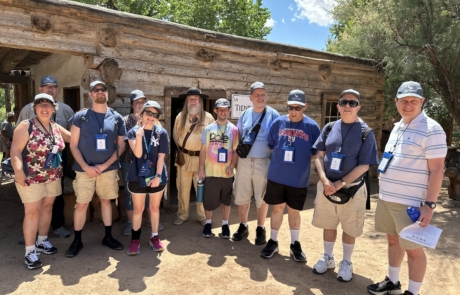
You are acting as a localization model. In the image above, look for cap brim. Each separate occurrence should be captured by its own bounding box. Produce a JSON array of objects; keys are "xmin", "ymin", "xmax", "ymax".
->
[
  {"xmin": 396, "ymin": 93, "xmax": 423, "ymax": 99},
  {"xmin": 178, "ymin": 93, "xmax": 209, "ymax": 99},
  {"xmin": 287, "ymin": 101, "xmax": 305, "ymax": 106}
]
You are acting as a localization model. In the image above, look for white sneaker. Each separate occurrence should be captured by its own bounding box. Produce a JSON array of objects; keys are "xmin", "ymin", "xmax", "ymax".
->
[
  {"xmin": 313, "ymin": 253, "xmax": 336, "ymax": 274},
  {"xmin": 337, "ymin": 260, "xmax": 353, "ymax": 282}
]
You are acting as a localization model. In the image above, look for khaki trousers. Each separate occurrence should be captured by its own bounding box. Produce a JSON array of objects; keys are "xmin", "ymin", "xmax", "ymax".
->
[{"xmin": 176, "ymin": 168, "xmax": 205, "ymax": 221}]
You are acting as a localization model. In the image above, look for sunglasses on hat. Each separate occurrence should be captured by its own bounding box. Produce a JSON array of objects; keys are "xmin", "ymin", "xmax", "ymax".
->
[
  {"xmin": 338, "ymin": 100, "xmax": 359, "ymax": 107},
  {"xmin": 144, "ymin": 110, "xmax": 160, "ymax": 118}
]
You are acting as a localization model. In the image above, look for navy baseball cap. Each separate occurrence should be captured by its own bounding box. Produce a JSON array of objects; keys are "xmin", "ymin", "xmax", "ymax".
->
[
  {"xmin": 40, "ymin": 76, "xmax": 58, "ymax": 87},
  {"xmin": 396, "ymin": 81, "xmax": 423, "ymax": 99},
  {"xmin": 250, "ymin": 82, "xmax": 266, "ymax": 94},
  {"xmin": 142, "ymin": 100, "xmax": 163, "ymax": 115},
  {"xmin": 340, "ymin": 89, "xmax": 360, "ymax": 101},
  {"xmin": 287, "ymin": 89, "xmax": 306, "ymax": 106},
  {"xmin": 89, "ymin": 81, "xmax": 107, "ymax": 91},
  {"xmin": 130, "ymin": 90, "xmax": 146, "ymax": 102}
]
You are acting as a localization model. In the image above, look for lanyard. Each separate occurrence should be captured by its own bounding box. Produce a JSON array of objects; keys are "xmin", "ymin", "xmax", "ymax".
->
[
  {"xmin": 288, "ymin": 116, "xmax": 303, "ymax": 147},
  {"xmin": 142, "ymin": 129, "xmax": 153, "ymax": 161},
  {"xmin": 36, "ymin": 118, "xmax": 55, "ymax": 147},
  {"xmin": 389, "ymin": 120, "xmax": 412, "ymax": 153},
  {"xmin": 217, "ymin": 122, "xmax": 227, "ymax": 137},
  {"xmin": 338, "ymin": 122, "xmax": 355, "ymax": 153},
  {"xmin": 91, "ymin": 109, "xmax": 105, "ymax": 133}
]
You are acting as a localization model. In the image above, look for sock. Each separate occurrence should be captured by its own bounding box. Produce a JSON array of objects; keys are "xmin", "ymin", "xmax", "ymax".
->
[
  {"xmin": 104, "ymin": 225, "xmax": 112, "ymax": 238},
  {"xmin": 388, "ymin": 266, "xmax": 401, "ymax": 284},
  {"xmin": 206, "ymin": 219, "xmax": 212, "ymax": 224},
  {"xmin": 74, "ymin": 230, "xmax": 82, "ymax": 241},
  {"xmin": 25, "ymin": 245, "xmax": 35, "ymax": 256},
  {"xmin": 270, "ymin": 229, "xmax": 278, "ymax": 241},
  {"xmin": 408, "ymin": 279, "xmax": 422, "ymax": 295},
  {"xmin": 131, "ymin": 228, "xmax": 141, "ymax": 240},
  {"xmin": 257, "ymin": 225, "xmax": 265, "ymax": 229},
  {"xmin": 242, "ymin": 223, "xmax": 248, "ymax": 227},
  {"xmin": 342, "ymin": 243, "xmax": 355, "ymax": 262},
  {"xmin": 324, "ymin": 241, "xmax": 335, "ymax": 257},
  {"xmin": 290, "ymin": 229, "xmax": 299, "ymax": 244},
  {"xmin": 151, "ymin": 232, "xmax": 158, "ymax": 238},
  {"xmin": 37, "ymin": 235, "xmax": 47, "ymax": 245},
  {"xmin": 222, "ymin": 220, "xmax": 228, "ymax": 226}
]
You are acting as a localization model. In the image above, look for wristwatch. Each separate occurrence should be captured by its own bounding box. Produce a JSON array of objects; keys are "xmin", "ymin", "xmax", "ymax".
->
[
  {"xmin": 340, "ymin": 178, "xmax": 347, "ymax": 186},
  {"xmin": 424, "ymin": 201, "xmax": 436, "ymax": 209},
  {"xmin": 155, "ymin": 174, "xmax": 162, "ymax": 179}
]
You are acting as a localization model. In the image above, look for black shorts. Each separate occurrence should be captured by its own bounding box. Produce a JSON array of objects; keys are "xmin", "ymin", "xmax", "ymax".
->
[
  {"xmin": 127, "ymin": 181, "xmax": 165, "ymax": 195},
  {"xmin": 264, "ymin": 179, "xmax": 308, "ymax": 211},
  {"xmin": 203, "ymin": 177, "xmax": 234, "ymax": 211}
]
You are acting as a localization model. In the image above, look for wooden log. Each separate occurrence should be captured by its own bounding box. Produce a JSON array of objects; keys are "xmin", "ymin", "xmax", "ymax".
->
[{"xmin": 0, "ymin": 48, "xmax": 30, "ymax": 74}]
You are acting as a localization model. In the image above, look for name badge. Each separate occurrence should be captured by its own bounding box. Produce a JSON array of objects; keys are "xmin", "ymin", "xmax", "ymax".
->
[
  {"xmin": 218, "ymin": 147, "xmax": 228, "ymax": 163},
  {"xmin": 378, "ymin": 152, "xmax": 393, "ymax": 173},
  {"xmin": 330, "ymin": 152, "xmax": 345, "ymax": 172},
  {"xmin": 95, "ymin": 134, "xmax": 107, "ymax": 151},
  {"xmin": 138, "ymin": 159, "xmax": 151, "ymax": 177},
  {"xmin": 283, "ymin": 146, "xmax": 295, "ymax": 163},
  {"xmin": 43, "ymin": 145, "xmax": 59, "ymax": 169},
  {"xmin": 242, "ymin": 130, "xmax": 255, "ymax": 144}
]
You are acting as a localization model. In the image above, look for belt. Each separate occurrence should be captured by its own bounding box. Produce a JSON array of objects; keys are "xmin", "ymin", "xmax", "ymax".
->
[{"xmin": 179, "ymin": 147, "xmax": 200, "ymax": 157}]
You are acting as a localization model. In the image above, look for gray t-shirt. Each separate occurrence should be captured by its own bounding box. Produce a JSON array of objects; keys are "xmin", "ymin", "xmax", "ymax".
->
[
  {"xmin": 0, "ymin": 120, "xmax": 14, "ymax": 139},
  {"xmin": 17, "ymin": 101, "xmax": 75, "ymax": 130}
]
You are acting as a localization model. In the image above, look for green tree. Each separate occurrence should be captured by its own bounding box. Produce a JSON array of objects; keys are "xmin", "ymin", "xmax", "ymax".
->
[
  {"xmin": 72, "ymin": 0, "xmax": 272, "ymax": 39},
  {"xmin": 327, "ymin": 0, "xmax": 460, "ymax": 128}
]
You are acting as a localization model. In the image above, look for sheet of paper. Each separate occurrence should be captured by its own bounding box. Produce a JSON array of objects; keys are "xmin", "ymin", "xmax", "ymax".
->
[{"xmin": 399, "ymin": 222, "xmax": 443, "ymax": 249}]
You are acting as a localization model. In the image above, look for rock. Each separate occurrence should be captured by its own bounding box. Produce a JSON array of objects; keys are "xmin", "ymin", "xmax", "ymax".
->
[{"xmin": 442, "ymin": 199, "xmax": 456, "ymax": 208}]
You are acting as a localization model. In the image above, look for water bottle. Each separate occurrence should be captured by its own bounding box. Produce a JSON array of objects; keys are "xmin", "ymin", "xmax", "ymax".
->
[
  {"xmin": 196, "ymin": 176, "xmax": 204, "ymax": 203},
  {"xmin": 407, "ymin": 206, "xmax": 420, "ymax": 223}
]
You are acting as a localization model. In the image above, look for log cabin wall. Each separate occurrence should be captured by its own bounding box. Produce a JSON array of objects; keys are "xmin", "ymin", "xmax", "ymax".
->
[{"xmin": 0, "ymin": 0, "xmax": 384, "ymax": 202}]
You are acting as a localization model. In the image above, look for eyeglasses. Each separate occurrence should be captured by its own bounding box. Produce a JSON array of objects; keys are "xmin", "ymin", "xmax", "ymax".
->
[
  {"xmin": 338, "ymin": 100, "xmax": 359, "ymax": 107},
  {"xmin": 144, "ymin": 110, "xmax": 160, "ymax": 118},
  {"xmin": 92, "ymin": 88, "xmax": 107, "ymax": 93},
  {"xmin": 287, "ymin": 105, "xmax": 303, "ymax": 111}
]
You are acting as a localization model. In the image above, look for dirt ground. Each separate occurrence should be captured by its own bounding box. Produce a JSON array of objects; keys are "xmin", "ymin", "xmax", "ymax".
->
[{"xmin": 0, "ymin": 176, "xmax": 458, "ymax": 295}]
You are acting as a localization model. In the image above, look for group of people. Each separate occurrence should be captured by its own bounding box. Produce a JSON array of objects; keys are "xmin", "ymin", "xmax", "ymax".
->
[{"xmin": 9, "ymin": 75, "xmax": 446, "ymax": 295}]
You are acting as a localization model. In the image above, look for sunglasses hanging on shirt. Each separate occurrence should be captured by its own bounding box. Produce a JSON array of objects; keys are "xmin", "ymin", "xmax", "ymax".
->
[{"xmin": 338, "ymin": 100, "xmax": 359, "ymax": 108}]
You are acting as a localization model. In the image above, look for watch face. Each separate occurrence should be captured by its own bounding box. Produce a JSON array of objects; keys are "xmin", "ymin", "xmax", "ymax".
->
[{"xmin": 426, "ymin": 202, "xmax": 436, "ymax": 209}]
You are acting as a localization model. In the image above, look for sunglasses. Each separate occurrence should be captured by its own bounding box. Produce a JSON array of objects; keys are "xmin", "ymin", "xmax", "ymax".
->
[
  {"xmin": 287, "ymin": 105, "xmax": 303, "ymax": 111},
  {"xmin": 338, "ymin": 100, "xmax": 359, "ymax": 107},
  {"xmin": 92, "ymin": 87, "xmax": 107, "ymax": 93},
  {"xmin": 144, "ymin": 110, "xmax": 160, "ymax": 118}
]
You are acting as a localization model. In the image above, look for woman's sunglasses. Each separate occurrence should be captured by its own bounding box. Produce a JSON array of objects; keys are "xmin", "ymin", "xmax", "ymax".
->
[
  {"xmin": 144, "ymin": 110, "xmax": 160, "ymax": 118},
  {"xmin": 287, "ymin": 105, "xmax": 303, "ymax": 111},
  {"xmin": 338, "ymin": 100, "xmax": 359, "ymax": 108}
]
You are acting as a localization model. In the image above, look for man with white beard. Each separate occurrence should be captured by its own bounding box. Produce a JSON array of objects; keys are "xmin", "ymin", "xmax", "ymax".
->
[{"xmin": 173, "ymin": 87, "xmax": 215, "ymax": 226}]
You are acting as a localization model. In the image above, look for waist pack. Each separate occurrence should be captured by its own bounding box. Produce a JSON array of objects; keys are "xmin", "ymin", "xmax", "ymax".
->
[
  {"xmin": 324, "ymin": 178, "xmax": 365, "ymax": 205},
  {"xmin": 236, "ymin": 142, "xmax": 252, "ymax": 159}
]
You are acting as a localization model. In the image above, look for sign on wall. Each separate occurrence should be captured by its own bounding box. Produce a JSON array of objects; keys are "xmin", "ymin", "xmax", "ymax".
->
[{"xmin": 231, "ymin": 94, "xmax": 252, "ymax": 119}]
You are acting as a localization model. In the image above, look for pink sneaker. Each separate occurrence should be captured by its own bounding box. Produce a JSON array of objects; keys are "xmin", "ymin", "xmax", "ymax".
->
[
  {"xmin": 149, "ymin": 236, "xmax": 164, "ymax": 252},
  {"xmin": 127, "ymin": 239, "xmax": 140, "ymax": 256}
]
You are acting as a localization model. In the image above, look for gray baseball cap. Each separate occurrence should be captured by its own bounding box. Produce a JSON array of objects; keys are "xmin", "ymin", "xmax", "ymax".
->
[
  {"xmin": 130, "ymin": 90, "xmax": 146, "ymax": 102},
  {"xmin": 396, "ymin": 81, "xmax": 423, "ymax": 99},
  {"xmin": 40, "ymin": 76, "xmax": 58, "ymax": 87},
  {"xmin": 34, "ymin": 93, "xmax": 56, "ymax": 104},
  {"xmin": 250, "ymin": 82, "xmax": 266, "ymax": 94},
  {"xmin": 89, "ymin": 80, "xmax": 107, "ymax": 91},
  {"xmin": 214, "ymin": 98, "xmax": 231, "ymax": 109},
  {"xmin": 287, "ymin": 89, "xmax": 306, "ymax": 106},
  {"xmin": 340, "ymin": 89, "xmax": 360, "ymax": 101},
  {"xmin": 142, "ymin": 100, "xmax": 163, "ymax": 115}
]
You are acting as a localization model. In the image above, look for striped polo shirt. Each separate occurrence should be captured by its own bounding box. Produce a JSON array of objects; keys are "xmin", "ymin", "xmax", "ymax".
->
[{"xmin": 379, "ymin": 112, "xmax": 447, "ymax": 207}]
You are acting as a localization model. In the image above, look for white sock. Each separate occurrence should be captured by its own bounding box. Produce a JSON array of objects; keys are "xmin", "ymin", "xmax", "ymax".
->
[
  {"xmin": 388, "ymin": 265, "xmax": 401, "ymax": 284},
  {"xmin": 206, "ymin": 219, "xmax": 212, "ymax": 224},
  {"xmin": 342, "ymin": 243, "xmax": 355, "ymax": 262},
  {"xmin": 290, "ymin": 229, "xmax": 299, "ymax": 244},
  {"xmin": 37, "ymin": 235, "xmax": 47, "ymax": 245},
  {"xmin": 25, "ymin": 245, "xmax": 35, "ymax": 256},
  {"xmin": 324, "ymin": 241, "xmax": 335, "ymax": 257},
  {"xmin": 408, "ymin": 279, "xmax": 422, "ymax": 295},
  {"xmin": 270, "ymin": 229, "xmax": 278, "ymax": 241},
  {"xmin": 151, "ymin": 232, "xmax": 158, "ymax": 238},
  {"xmin": 222, "ymin": 220, "xmax": 228, "ymax": 226},
  {"xmin": 242, "ymin": 223, "xmax": 248, "ymax": 227},
  {"xmin": 257, "ymin": 225, "xmax": 264, "ymax": 229}
]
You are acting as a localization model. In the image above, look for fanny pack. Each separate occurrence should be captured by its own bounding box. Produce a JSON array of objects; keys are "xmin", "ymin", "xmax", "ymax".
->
[{"xmin": 324, "ymin": 178, "xmax": 365, "ymax": 205}]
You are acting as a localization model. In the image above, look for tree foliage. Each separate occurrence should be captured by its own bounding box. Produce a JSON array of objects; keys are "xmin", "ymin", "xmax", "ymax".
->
[
  {"xmin": 327, "ymin": 0, "xmax": 460, "ymax": 127},
  {"xmin": 72, "ymin": 0, "xmax": 272, "ymax": 39}
]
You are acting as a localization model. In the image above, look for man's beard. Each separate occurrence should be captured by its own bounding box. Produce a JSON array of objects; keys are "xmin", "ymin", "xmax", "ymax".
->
[
  {"xmin": 94, "ymin": 96, "xmax": 108, "ymax": 104},
  {"xmin": 187, "ymin": 104, "xmax": 200, "ymax": 115}
]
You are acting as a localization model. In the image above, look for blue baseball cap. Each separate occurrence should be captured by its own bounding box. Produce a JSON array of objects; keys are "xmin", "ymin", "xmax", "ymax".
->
[
  {"xmin": 396, "ymin": 81, "xmax": 423, "ymax": 99},
  {"xmin": 287, "ymin": 89, "xmax": 306, "ymax": 106},
  {"xmin": 40, "ymin": 76, "xmax": 58, "ymax": 87}
]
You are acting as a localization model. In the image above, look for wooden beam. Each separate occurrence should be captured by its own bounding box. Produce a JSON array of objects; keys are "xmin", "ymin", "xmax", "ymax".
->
[
  {"xmin": 0, "ymin": 49, "xmax": 30, "ymax": 74},
  {"xmin": 0, "ymin": 74, "xmax": 30, "ymax": 84}
]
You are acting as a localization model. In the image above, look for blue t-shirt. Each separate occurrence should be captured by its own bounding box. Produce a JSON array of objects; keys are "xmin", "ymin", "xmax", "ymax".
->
[
  {"xmin": 71, "ymin": 108, "xmax": 126, "ymax": 172},
  {"xmin": 267, "ymin": 115, "xmax": 320, "ymax": 188},
  {"xmin": 313, "ymin": 119, "xmax": 379, "ymax": 182},
  {"xmin": 237, "ymin": 106, "xmax": 280, "ymax": 158},
  {"xmin": 125, "ymin": 126, "xmax": 169, "ymax": 183}
]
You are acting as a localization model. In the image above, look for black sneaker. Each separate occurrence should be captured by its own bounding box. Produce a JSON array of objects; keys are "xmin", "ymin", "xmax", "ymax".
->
[
  {"xmin": 402, "ymin": 291, "xmax": 417, "ymax": 295},
  {"xmin": 260, "ymin": 239, "xmax": 279, "ymax": 259},
  {"xmin": 25, "ymin": 250, "xmax": 42, "ymax": 270},
  {"xmin": 221, "ymin": 224, "xmax": 231, "ymax": 239},
  {"xmin": 232, "ymin": 223, "xmax": 249, "ymax": 241},
  {"xmin": 36, "ymin": 239, "xmax": 58, "ymax": 255},
  {"xmin": 290, "ymin": 241, "xmax": 307, "ymax": 262},
  {"xmin": 65, "ymin": 240, "xmax": 84, "ymax": 258},
  {"xmin": 367, "ymin": 276, "xmax": 402, "ymax": 295},
  {"xmin": 255, "ymin": 226, "xmax": 267, "ymax": 245},
  {"xmin": 203, "ymin": 223, "xmax": 212, "ymax": 238},
  {"xmin": 102, "ymin": 236, "xmax": 124, "ymax": 250}
]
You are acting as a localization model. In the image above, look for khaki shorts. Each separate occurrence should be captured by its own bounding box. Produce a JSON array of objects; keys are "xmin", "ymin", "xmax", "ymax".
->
[
  {"xmin": 312, "ymin": 180, "xmax": 367, "ymax": 237},
  {"xmin": 16, "ymin": 180, "xmax": 61, "ymax": 203},
  {"xmin": 375, "ymin": 198, "xmax": 421, "ymax": 250},
  {"xmin": 73, "ymin": 169, "xmax": 119, "ymax": 204},
  {"xmin": 234, "ymin": 157, "xmax": 270, "ymax": 208}
]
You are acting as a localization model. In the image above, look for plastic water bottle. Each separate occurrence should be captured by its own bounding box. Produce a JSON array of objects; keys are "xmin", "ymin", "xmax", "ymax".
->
[
  {"xmin": 196, "ymin": 176, "xmax": 204, "ymax": 203},
  {"xmin": 407, "ymin": 206, "xmax": 420, "ymax": 223}
]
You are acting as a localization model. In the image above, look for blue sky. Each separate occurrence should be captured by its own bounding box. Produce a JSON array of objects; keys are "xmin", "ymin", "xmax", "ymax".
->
[{"xmin": 262, "ymin": 0, "xmax": 336, "ymax": 52}]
